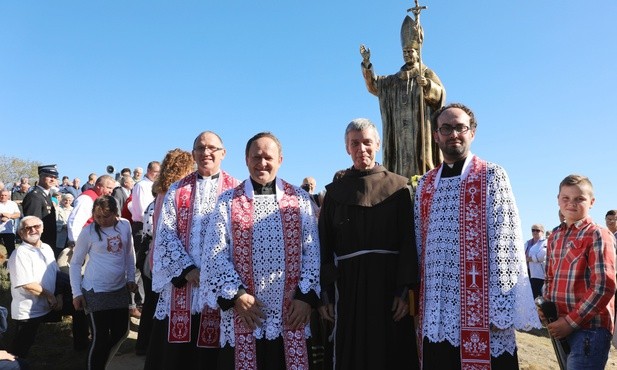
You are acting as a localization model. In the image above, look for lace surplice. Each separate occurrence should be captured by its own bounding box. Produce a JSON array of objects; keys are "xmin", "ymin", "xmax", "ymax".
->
[
  {"xmin": 415, "ymin": 162, "xmax": 541, "ymax": 357},
  {"xmin": 152, "ymin": 177, "xmax": 218, "ymax": 319},
  {"xmin": 200, "ymin": 186, "xmax": 320, "ymax": 347}
]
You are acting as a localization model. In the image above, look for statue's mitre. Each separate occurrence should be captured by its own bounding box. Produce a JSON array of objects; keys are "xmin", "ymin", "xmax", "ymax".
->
[{"xmin": 401, "ymin": 15, "xmax": 423, "ymax": 50}]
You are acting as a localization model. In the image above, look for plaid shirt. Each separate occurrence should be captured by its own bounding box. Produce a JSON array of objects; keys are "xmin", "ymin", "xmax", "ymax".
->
[{"xmin": 544, "ymin": 216, "xmax": 616, "ymax": 331}]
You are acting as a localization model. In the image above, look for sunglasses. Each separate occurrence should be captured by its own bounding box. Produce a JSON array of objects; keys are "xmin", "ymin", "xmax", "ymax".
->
[{"xmin": 23, "ymin": 224, "xmax": 43, "ymax": 232}]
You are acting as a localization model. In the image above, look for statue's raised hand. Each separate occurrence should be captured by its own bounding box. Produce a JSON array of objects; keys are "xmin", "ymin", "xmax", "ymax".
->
[{"xmin": 360, "ymin": 44, "xmax": 371, "ymax": 65}]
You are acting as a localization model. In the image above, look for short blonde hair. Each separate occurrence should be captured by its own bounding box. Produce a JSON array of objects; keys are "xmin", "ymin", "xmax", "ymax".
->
[{"xmin": 558, "ymin": 174, "xmax": 594, "ymax": 197}]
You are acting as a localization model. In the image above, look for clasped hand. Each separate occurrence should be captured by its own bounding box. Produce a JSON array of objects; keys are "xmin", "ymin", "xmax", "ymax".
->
[
  {"xmin": 235, "ymin": 293, "xmax": 311, "ymax": 331},
  {"xmin": 235, "ymin": 293, "xmax": 266, "ymax": 330},
  {"xmin": 185, "ymin": 268, "xmax": 200, "ymax": 286}
]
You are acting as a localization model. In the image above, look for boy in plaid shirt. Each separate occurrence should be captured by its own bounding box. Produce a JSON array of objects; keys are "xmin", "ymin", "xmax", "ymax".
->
[{"xmin": 542, "ymin": 174, "xmax": 616, "ymax": 369}]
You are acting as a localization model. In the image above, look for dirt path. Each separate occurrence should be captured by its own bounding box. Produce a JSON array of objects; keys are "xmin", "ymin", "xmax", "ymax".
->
[
  {"xmin": 517, "ymin": 329, "xmax": 617, "ymax": 370},
  {"xmin": 108, "ymin": 325, "xmax": 617, "ymax": 369},
  {"xmin": 108, "ymin": 318, "xmax": 144, "ymax": 370}
]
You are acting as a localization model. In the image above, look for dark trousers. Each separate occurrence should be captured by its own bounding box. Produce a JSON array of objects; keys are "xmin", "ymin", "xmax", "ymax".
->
[
  {"xmin": 131, "ymin": 222, "xmax": 144, "ymax": 250},
  {"xmin": 9, "ymin": 272, "xmax": 89, "ymax": 358},
  {"xmin": 308, "ymin": 310, "xmax": 334, "ymax": 370},
  {"xmin": 135, "ymin": 274, "xmax": 157, "ymax": 353},
  {"xmin": 144, "ymin": 314, "xmax": 218, "ymax": 370},
  {"xmin": 530, "ymin": 278, "xmax": 544, "ymax": 299},
  {"xmin": 130, "ymin": 221, "xmax": 145, "ymax": 306},
  {"xmin": 422, "ymin": 337, "xmax": 519, "ymax": 370},
  {"xmin": 0, "ymin": 234, "xmax": 15, "ymax": 258},
  {"xmin": 9, "ymin": 303, "xmax": 89, "ymax": 358},
  {"xmin": 88, "ymin": 308, "xmax": 129, "ymax": 370}
]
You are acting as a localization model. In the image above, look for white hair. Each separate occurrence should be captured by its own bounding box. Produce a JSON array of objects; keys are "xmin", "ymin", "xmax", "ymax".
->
[{"xmin": 344, "ymin": 118, "xmax": 380, "ymax": 143}]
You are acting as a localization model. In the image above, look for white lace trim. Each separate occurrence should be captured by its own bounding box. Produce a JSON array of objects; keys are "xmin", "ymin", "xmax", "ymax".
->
[
  {"xmin": 200, "ymin": 186, "xmax": 320, "ymax": 347},
  {"xmin": 152, "ymin": 177, "xmax": 218, "ymax": 319},
  {"xmin": 415, "ymin": 163, "xmax": 541, "ymax": 356}
]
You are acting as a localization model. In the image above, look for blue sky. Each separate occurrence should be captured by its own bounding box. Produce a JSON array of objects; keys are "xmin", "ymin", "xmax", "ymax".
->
[{"xmin": 2, "ymin": 1, "xmax": 616, "ymax": 236}]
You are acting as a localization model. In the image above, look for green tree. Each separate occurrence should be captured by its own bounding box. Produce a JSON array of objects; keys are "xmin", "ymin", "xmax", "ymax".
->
[{"xmin": 0, "ymin": 155, "xmax": 41, "ymax": 186}]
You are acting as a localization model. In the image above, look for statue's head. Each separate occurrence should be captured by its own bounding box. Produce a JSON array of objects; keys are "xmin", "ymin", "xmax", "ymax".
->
[{"xmin": 403, "ymin": 48, "xmax": 419, "ymax": 66}]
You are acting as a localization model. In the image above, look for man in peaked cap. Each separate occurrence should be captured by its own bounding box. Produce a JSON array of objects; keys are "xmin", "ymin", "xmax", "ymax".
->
[{"xmin": 22, "ymin": 165, "xmax": 59, "ymax": 253}]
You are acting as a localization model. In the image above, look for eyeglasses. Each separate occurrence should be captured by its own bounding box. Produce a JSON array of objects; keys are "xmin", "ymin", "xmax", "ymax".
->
[
  {"xmin": 23, "ymin": 224, "xmax": 43, "ymax": 232},
  {"xmin": 436, "ymin": 124, "xmax": 471, "ymax": 136},
  {"xmin": 194, "ymin": 145, "xmax": 224, "ymax": 154},
  {"xmin": 531, "ymin": 229, "xmax": 542, "ymax": 232}
]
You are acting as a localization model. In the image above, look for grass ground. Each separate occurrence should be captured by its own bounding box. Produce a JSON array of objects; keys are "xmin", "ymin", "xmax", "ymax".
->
[
  {"xmin": 0, "ymin": 286, "xmax": 139, "ymax": 370},
  {"xmin": 0, "ymin": 264, "xmax": 87, "ymax": 369},
  {"xmin": 0, "ymin": 244, "xmax": 141, "ymax": 370}
]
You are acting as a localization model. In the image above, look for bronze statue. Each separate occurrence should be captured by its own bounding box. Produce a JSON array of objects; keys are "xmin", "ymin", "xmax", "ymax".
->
[{"xmin": 360, "ymin": 8, "xmax": 445, "ymax": 179}]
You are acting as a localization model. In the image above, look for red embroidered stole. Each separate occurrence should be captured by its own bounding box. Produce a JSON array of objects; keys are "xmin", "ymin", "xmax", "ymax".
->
[
  {"xmin": 231, "ymin": 180, "xmax": 309, "ymax": 370},
  {"xmin": 419, "ymin": 156, "xmax": 491, "ymax": 369},
  {"xmin": 168, "ymin": 171, "xmax": 238, "ymax": 347}
]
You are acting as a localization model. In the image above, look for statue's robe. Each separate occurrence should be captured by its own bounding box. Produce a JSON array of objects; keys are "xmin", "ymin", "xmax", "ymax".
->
[{"xmin": 362, "ymin": 64, "xmax": 445, "ymax": 179}]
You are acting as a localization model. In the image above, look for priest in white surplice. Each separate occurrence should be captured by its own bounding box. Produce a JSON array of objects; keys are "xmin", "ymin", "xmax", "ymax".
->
[
  {"xmin": 147, "ymin": 131, "xmax": 240, "ymax": 370},
  {"xmin": 415, "ymin": 103, "xmax": 541, "ymax": 370},
  {"xmin": 200, "ymin": 132, "xmax": 320, "ymax": 370}
]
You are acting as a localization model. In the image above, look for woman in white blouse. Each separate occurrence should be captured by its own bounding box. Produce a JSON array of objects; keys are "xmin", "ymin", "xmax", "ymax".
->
[{"xmin": 525, "ymin": 223, "xmax": 547, "ymax": 298}]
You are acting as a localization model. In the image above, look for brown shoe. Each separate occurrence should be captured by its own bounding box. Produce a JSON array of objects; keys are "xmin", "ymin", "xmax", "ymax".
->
[{"xmin": 129, "ymin": 307, "xmax": 142, "ymax": 319}]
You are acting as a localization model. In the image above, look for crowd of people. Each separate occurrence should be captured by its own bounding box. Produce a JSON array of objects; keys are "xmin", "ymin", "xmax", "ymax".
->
[{"xmin": 0, "ymin": 103, "xmax": 615, "ymax": 370}]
